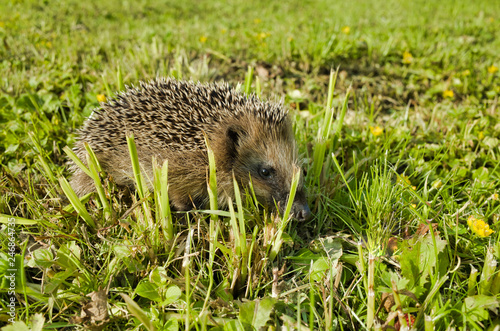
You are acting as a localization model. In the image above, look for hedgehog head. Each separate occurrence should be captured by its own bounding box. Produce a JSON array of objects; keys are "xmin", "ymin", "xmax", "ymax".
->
[{"xmin": 212, "ymin": 103, "xmax": 311, "ymax": 221}]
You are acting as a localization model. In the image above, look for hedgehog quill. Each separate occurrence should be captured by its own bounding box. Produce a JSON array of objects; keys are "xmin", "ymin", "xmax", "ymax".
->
[{"xmin": 70, "ymin": 78, "xmax": 311, "ymax": 220}]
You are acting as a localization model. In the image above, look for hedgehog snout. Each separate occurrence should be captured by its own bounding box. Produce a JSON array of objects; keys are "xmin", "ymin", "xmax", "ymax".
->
[
  {"xmin": 292, "ymin": 202, "xmax": 312, "ymax": 221},
  {"xmin": 288, "ymin": 188, "xmax": 311, "ymax": 221}
]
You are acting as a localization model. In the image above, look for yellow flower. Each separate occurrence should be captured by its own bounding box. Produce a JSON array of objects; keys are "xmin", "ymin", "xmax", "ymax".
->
[
  {"xmin": 488, "ymin": 65, "xmax": 498, "ymax": 74},
  {"xmin": 253, "ymin": 18, "xmax": 262, "ymax": 24},
  {"xmin": 341, "ymin": 26, "xmax": 350, "ymax": 34},
  {"xmin": 397, "ymin": 175, "xmax": 416, "ymax": 190},
  {"xmin": 478, "ymin": 131, "xmax": 484, "ymax": 140},
  {"xmin": 410, "ymin": 204, "xmax": 416, "ymax": 209},
  {"xmin": 369, "ymin": 125, "xmax": 383, "ymax": 137},
  {"xmin": 402, "ymin": 51, "xmax": 413, "ymax": 64},
  {"xmin": 221, "ymin": 29, "xmax": 227, "ymax": 34},
  {"xmin": 432, "ymin": 179, "xmax": 443, "ymax": 189},
  {"xmin": 256, "ymin": 32, "xmax": 270, "ymax": 41},
  {"xmin": 199, "ymin": 36, "xmax": 208, "ymax": 43},
  {"xmin": 467, "ymin": 216, "xmax": 494, "ymax": 237},
  {"xmin": 492, "ymin": 193, "xmax": 499, "ymax": 201},
  {"xmin": 96, "ymin": 94, "xmax": 107, "ymax": 103},
  {"xmin": 462, "ymin": 69, "xmax": 471, "ymax": 76},
  {"xmin": 397, "ymin": 176, "xmax": 408, "ymax": 185},
  {"xmin": 443, "ymin": 90, "xmax": 454, "ymax": 98}
]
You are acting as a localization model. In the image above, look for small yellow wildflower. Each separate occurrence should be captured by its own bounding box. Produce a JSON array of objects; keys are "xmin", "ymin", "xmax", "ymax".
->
[
  {"xmin": 199, "ymin": 36, "xmax": 208, "ymax": 43},
  {"xmin": 46, "ymin": 269, "xmax": 56, "ymax": 278},
  {"xmin": 397, "ymin": 175, "xmax": 416, "ymax": 190},
  {"xmin": 221, "ymin": 29, "xmax": 227, "ymax": 34},
  {"xmin": 432, "ymin": 179, "xmax": 443, "ymax": 189},
  {"xmin": 341, "ymin": 26, "xmax": 350, "ymax": 34},
  {"xmin": 492, "ymin": 193, "xmax": 499, "ymax": 201},
  {"xmin": 369, "ymin": 125, "xmax": 383, "ymax": 137},
  {"xmin": 45, "ymin": 41, "xmax": 52, "ymax": 48},
  {"xmin": 462, "ymin": 69, "xmax": 471, "ymax": 76},
  {"xmin": 488, "ymin": 65, "xmax": 498, "ymax": 74},
  {"xmin": 398, "ymin": 175, "xmax": 410, "ymax": 185},
  {"xmin": 253, "ymin": 18, "xmax": 262, "ymax": 24},
  {"xmin": 402, "ymin": 51, "xmax": 413, "ymax": 64},
  {"xmin": 410, "ymin": 204, "xmax": 416, "ymax": 209},
  {"xmin": 97, "ymin": 94, "xmax": 106, "ymax": 103},
  {"xmin": 443, "ymin": 90, "xmax": 454, "ymax": 98},
  {"xmin": 478, "ymin": 131, "xmax": 484, "ymax": 140},
  {"xmin": 467, "ymin": 216, "xmax": 494, "ymax": 237},
  {"xmin": 256, "ymin": 32, "xmax": 270, "ymax": 41}
]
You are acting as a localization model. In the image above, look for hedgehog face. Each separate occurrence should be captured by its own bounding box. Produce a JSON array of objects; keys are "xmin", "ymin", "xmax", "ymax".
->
[
  {"xmin": 249, "ymin": 161, "xmax": 310, "ymax": 221},
  {"xmin": 225, "ymin": 123, "xmax": 311, "ymax": 221}
]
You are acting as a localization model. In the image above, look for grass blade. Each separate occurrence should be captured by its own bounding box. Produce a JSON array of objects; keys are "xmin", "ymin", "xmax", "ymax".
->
[
  {"xmin": 83, "ymin": 143, "xmax": 111, "ymax": 220},
  {"xmin": 269, "ymin": 168, "xmax": 300, "ymax": 262},
  {"xmin": 244, "ymin": 66, "xmax": 254, "ymax": 95},
  {"xmin": 58, "ymin": 177, "xmax": 95, "ymax": 229},
  {"xmin": 120, "ymin": 293, "xmax": 156, "ymax": 331}
]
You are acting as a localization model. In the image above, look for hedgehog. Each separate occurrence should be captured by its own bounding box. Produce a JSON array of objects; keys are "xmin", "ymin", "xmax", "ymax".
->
[{"xmin": 70, "ymin": 78, "xmax": 311, "ymax": 221}]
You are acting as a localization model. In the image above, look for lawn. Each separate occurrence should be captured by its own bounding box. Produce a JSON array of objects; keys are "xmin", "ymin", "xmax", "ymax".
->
[{"xmin": 1, "ymin": 0, "xmax": 499, "ymax": 329}]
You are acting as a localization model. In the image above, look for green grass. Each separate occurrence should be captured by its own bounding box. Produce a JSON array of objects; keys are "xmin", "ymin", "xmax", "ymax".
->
[{"xmin": 1, "ymin": 0, "xmax": 500, "ymax": 329}]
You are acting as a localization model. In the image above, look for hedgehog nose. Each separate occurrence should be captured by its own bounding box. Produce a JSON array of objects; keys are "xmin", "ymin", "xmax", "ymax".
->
[{"xmin": 296, "ymin": 204, "xmax": 312, "ymax": 221}]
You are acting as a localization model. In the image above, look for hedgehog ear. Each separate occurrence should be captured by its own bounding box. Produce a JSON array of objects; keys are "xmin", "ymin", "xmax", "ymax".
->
[{"xmin": 226, "ymin": 125, "xmax": 247, "ymax": 158}]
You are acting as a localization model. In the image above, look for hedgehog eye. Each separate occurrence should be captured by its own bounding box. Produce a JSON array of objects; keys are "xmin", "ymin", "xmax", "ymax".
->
[{"xmin": 259, "ymin": 167, "xmax": 272, "ymax": 179}]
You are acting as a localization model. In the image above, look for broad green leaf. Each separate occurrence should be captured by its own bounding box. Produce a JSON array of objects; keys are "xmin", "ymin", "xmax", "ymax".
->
[
  {"xmin": 136, "ymin": 281, "xmax": 161, "ymax": 302},
  {"xmin": 56, "ymin": 241, "xmax": 81, "ymax": 271},
  {"xmin": 311, "ymin": 257, "xmax": 330, "ymax": 281},
  {"xmin": 2, "ymin": 321, "xmax": 30, "ymax": 331},
  {"xmin": 31, "ymin": 313, "xmax": 45, "ymax": 331},
  {"xmin": 44, "ymin": 269, "xmax": 76, "ymax": 294},
  {"xmin": 162, "ymin": 285, "xmax": 182, "ymax": 306},
  {"xmin": 150, "ymin": 267, "xmax": 167, "ymax": 286},
  {"xmin": 29, "ymin": 249, "xmax": 54, "ymax": 269},
  {"xmin": 163, "ymin": 318, "xmax": 179, "ymax": 331},
  {"xmin": 239, "ymin": 297, "xmax": 276, "ymax": 330},
  {"xmin": 378, "ymin": 268, "xmax": 410, "ymax": 294},
  {"xmin": 482, "ymin": 137, "xmax": 499, "ymax": 149},
  {"xmin": 472, "ymin": 167, "xmax": 489, "ymax": 183},
  {"xmin": 400, "ymin": 235, "xmax": 447, "ymax": 289},
  {"xmin": 463, "ymin": 295, "xmax": 499, "ymax": 322}
]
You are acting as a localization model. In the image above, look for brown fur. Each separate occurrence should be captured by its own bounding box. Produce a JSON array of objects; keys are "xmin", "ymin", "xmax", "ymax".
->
[{"xmin": 70, "ymin": 78, "xmax": 310, "ymax": 219}]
